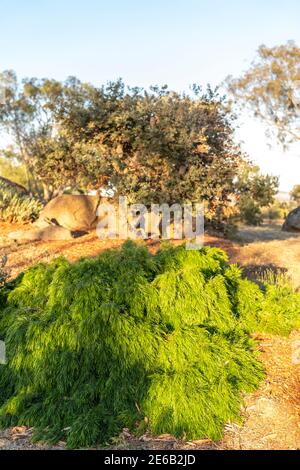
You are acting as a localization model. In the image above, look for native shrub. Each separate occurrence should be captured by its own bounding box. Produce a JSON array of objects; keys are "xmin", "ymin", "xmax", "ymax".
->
[
  {"xmin": 0, "ymin": 242, "xmax": 299, "ymax": 447},
  {"xmin": 0, "ymin": 180, "xmax": 43, "ymax": 222}
]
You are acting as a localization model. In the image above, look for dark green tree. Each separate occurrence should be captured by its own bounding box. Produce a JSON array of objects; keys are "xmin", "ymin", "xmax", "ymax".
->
[
  {"xmin": 235, "ymin": 164, "xmax": 279, "ymax": 225},
  {"xmin": 1, "ymin": 71, "xmax": 272, "ymax": 225},
  {"xmin": 55, "ymin": 80, "xmax": 246, "ymax": 224}
]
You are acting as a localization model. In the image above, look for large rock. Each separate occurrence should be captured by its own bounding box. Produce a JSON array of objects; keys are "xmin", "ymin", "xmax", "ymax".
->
[
  {"xmin": 38, "ymin": 193, "xmax": 101, "ymax": 231},
  {"xmin": 8, "ymin": 193, "xmax": 102, "ymax": 241},
  {"xmin": 282, "ymin": 206, "xmax": 300, "ymax": 232},
  {"xmin": 8, "ymin": 225, "xmax": 74, "ymax": 241}
]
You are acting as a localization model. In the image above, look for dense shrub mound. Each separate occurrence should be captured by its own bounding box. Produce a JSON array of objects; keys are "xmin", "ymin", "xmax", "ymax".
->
[
  {"xmin": 0, "ymin": 242, "xmax": 299, "ymax": 447},
  {"xmin": 0, "ymin": 180, "xmax": 42, "ymax": 222}
]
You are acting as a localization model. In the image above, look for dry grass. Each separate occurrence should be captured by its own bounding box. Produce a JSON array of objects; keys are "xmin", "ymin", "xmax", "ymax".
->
[{"xmin": 229, "ymin": 224, "xmax": 300, "ymax": 287}]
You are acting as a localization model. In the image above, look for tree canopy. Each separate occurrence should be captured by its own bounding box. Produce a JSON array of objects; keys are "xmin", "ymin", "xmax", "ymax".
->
[
  {"xmin": 227, "ymin": 41, "xmax": 300, "ymax": 146},
  {"xmin": 0, "ymin": 71, "xmax": 278, "ymax": 226}
]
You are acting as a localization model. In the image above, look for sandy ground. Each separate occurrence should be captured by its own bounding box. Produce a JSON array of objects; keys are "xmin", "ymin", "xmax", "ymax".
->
[{"xmin": 0, "ymin": 221, "xmax": 300, "ymax": 450}]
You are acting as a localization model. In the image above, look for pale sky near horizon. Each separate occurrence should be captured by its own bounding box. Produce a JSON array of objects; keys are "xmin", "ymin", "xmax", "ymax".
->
[{"xmin": 0, "ymin": 0, "xmax": 299, "ymax": 191}]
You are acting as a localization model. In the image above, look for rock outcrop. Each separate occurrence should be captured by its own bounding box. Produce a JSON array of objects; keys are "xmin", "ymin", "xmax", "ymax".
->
[
  {"xmin": 8, "ymin": 193, "xmax": 101, "ymax": 241},
  {"xmin": 282, "ymin": 206, "xmax": 300, "ymax": 232}
]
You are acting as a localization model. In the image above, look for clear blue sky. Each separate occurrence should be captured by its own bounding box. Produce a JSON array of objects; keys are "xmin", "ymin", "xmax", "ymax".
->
[{"xmin": 1, "ymin": 0, "xmax": 300, "ymax": 190}]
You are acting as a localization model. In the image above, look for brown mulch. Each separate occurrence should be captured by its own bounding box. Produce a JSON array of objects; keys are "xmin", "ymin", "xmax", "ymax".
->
[
  {"xmin": 221, "ymin": 330, "xmax": 300, "ymax": 450},
  {"xmin": 0, "ymin": 222, "xmax": 238, "ymax": 280},
  {"xmin": 0, "ymin": 427, "xmax": 65, "ymax": 450}
]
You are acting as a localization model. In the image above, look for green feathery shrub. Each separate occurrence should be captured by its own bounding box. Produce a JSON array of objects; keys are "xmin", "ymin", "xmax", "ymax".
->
[
  {"xmin": 0, "ymin": 241, "xmax": 299, "ymax": 447},
  {"xmin": 236, "ymin": 272, "xmax": 300, "ymax": 336},
  {"xmin": 0, "ymin": 180, "xmax": 43, "ymax": 222}
]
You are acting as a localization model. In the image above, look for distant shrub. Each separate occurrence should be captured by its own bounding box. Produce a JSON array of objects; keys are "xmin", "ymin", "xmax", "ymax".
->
[
  {"xmin": 0, "ymin": 242, "xmax": 299, "ymax": 447},
  {"xmin": 263, "ymin": 206, "xmax": 282, "ymax": 221},
  {"xmin": 238, "ymin": 197, "xmax": 263, "ymax": 226},
  {"xmin": 0, "ymin": 181, "xmax": 43, "ymax": 222}
]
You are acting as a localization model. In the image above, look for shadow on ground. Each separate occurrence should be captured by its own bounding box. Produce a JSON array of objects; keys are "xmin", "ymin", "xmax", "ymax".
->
[{"xmin": 236, "ymin": 223, "xmax": 300, "ymax": 244}]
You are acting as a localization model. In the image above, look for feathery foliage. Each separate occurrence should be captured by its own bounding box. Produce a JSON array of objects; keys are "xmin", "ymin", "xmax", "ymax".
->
[
  {"xmin": 0, "ymin": 242, "xmax": 299, "ymax": 447},
  {"xmin": 236, "ymin": 271, "xmax": 300, "ymax": 336}
]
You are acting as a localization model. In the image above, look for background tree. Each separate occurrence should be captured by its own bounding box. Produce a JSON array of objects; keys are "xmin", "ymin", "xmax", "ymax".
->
[
  {"xmin": 0, "ymin": 71, "xmax": 66, "ymax": 199},
  {"xmin": 235, "ymin": 164, "xmax": 279, "ymax": 225},
  {"xmin": 0, "ymin": 146, "xmax": 28, "ymax": 187},
  {"xmin": 227, "ymin": 41, "xmax": 300, "ymax": 146},
  {"xmin": 56, "ymin": 81, "xmax": 247, "ymax": 225},
  {"xmin": 1, "ymin": 71, "xmax": 274, "ymax": 227},
  {"xmin": 290, "ymin": 184, "xmax": 300, "ymax": 204}
]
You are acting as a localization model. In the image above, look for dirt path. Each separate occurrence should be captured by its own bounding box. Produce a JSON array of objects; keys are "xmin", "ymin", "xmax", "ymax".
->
[
  {"xmin": 229, "ymin": 224, "xmax": 300, "ymax": 288},
  {"xmin": 222, "ymin": 330, "xmax": 300, "ymax": 450},
  {"xmin": 0, "ymin": 222, "xmax": 300, "ymax": 450}
]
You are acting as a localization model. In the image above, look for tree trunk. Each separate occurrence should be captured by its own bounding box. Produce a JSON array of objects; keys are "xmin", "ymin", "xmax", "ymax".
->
[
  {"xmin": 42, "ymin": 183, "xmax": 65, "ymax": 202},
  {"xmin": 42, "ymin": 183, "xmax": 52, "ymax": 202}
]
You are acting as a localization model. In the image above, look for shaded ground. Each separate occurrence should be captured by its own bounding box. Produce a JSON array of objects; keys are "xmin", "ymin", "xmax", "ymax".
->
[
  {"xmin": 235, "ymin": 222, "xmax": 299, "ymax": 243},
  {"xmin": 0, "ymin": 222, "xmax": 300, "ymax": 450}
]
